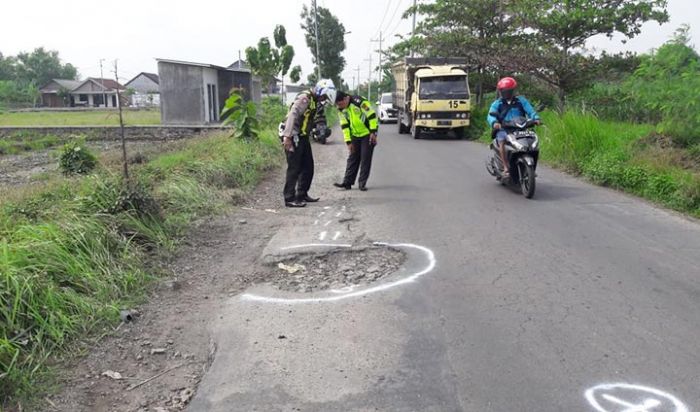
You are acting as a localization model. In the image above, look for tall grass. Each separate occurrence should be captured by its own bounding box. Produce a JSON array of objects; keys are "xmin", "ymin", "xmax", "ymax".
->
[
  {"xmin": 536, "ymin": 110, "xmax": 700, "ymax": 216},
  {"xmin": 0, "ymin": 127, "xmax": 281, "ymax": 403}
]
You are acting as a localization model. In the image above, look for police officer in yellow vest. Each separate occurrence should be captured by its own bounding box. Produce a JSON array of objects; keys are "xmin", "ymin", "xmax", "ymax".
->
[
  {"xmin": 281, "ymin": 79, "xmax": 337, "ymax": 207},
  {"xmin": 333, "ymin": 91, "xmax": 379, "ymax": 191}
]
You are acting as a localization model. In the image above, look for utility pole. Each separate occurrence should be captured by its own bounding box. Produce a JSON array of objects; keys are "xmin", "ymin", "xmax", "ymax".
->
[
  {"xmin": 313, "ymin": 0, "xmax": 321, "ymax": 81},
  {"xmin": 355, "ymin": 65, "xmax": 361, "ymax": 94},
  {"xmin": 99, "ymin": 59, "xmax": 107, "ymax": 107},
  {"xmin": 411, "ymin": 0, "xmax": 417, "ymax": 57},
  {"xmin": 371, "ymin": 32, "xmax": 383, "ymax": 95},
  {"xmin": 113, "ymin": 60, "xmax": 129, "ymax": 181},
  {"xmin": 364, "ymin": 55, "xmax": 372, "ymax": 102}
]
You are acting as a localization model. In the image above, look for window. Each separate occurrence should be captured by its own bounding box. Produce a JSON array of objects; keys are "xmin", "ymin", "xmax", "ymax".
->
[
  {"xmin": 381, "ymin": 94, "xmax": 393, "ymax": 104},
  {"xmin": 419, "ymin": 76, "xmax": 469, "ymax": 100}
]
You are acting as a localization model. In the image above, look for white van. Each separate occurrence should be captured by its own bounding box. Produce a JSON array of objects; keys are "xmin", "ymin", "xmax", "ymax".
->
[{"xmin": 377, "ymin": 92, "xmax": 398, "ymax": 123}]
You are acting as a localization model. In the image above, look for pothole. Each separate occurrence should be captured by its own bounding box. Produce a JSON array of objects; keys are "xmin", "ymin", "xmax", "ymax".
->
[{"xmin": 263, "ymin": 245, "xmax": 406, "ymax": 293}]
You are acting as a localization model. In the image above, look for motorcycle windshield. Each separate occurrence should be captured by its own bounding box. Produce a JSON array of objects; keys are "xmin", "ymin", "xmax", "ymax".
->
[{"xmin": 503, "ymin": 116, "xmax": 528, "ymax": 129}]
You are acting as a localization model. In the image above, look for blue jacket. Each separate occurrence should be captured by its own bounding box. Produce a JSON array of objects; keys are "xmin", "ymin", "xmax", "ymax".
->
[{"xmin": 487, "ymin": 96, "xmax": 540, "ymax": 128}]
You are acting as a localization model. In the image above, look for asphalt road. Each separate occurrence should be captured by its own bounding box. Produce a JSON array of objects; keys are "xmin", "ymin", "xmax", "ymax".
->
[{"xmin": 190, "ymin": 124, "xmax": 700, "ymax": 411}]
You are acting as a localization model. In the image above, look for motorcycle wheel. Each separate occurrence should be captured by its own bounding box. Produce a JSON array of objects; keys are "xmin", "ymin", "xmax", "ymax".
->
[{"xmin": 519, "ymin": 163, "xmax": 536, "ymax": 198}]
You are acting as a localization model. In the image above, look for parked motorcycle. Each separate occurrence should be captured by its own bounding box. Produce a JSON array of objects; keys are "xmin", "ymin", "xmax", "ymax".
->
[
  {"xmin": 277, "ymin": 104, "xmax": 332, "ymax": 144},
  {"xmin": 311, "ymin": 104, "xmax": 332, "ymax": 144},
  {"xmin": 485, "ymin": 117, "xmax": 540, "ymax": 198}
]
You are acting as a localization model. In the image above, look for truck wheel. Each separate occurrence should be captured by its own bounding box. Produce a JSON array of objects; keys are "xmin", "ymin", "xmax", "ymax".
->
[{"xmin": 412, "ymin": 125, "xmax": 421, "ymax": 139}]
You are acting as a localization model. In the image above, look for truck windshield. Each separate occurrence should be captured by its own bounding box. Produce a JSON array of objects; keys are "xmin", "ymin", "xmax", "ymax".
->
[
  {"xmin": 381, "ymin": 95, "xmax": 393, "ymax": 104},
  {"xmin": 419, "ymin": 76, "xmax": 469, "ymax": 99}
]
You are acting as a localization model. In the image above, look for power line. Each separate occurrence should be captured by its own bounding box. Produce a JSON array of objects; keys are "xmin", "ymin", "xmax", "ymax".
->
[
  {"xmin": 381, "ymin": 0, "xmax": 406, "ymax": 38},
  {"xmin": 386, "ymin": 0, "xmax": 410, "ymax": 40},
  {"xmin": 374, "ymin": 0, "xmax": 394, "ymax": 38}
]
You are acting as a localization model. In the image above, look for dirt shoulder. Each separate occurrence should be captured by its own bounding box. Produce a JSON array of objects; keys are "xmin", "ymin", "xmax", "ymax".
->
[{"xmin": 44, "ymin": 132, "xmax": 392, "ymax": 412}]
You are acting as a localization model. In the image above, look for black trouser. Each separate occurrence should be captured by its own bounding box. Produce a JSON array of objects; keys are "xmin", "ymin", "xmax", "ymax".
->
[
  {"xmin": 283, "ymin": 136, "xmax": 314, "ymax": 202},
  {"xmin": 342, "ymin": 135, "xmax": 374, "ymax": 188}
]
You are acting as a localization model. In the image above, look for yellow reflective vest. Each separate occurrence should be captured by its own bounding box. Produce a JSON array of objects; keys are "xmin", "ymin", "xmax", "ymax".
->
[{"xmin": 339, "ymin": 95, "xmax": 378, "ymax": 143}]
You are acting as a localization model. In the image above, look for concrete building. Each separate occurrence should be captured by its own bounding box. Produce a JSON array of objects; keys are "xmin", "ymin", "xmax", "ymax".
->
[
  {"xmin": 39, "ymin": 78, "xmax": 126, "ymax": 108},
  {"xmin": 157, "ymin": 58, "xmax": 261, "ymax": 125},
  {"xmin": 124, "ymin": 72, "xmax": 160, "ymax": 107}
]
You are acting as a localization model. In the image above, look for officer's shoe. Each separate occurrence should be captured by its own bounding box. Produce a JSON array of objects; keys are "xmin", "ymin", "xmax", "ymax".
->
[
  {"xmin": 333, "ymin": 182, "xmax": 351, "ymax": 190},
  {"xmin": 285, "ymin": 200, "xmax": 307, "ymax": 208},
  {"xmin": 300, "ymin": 195, "xmax": 320, "ymax": 202},
  {"xmin": 359, "ymin": 185, "xmax": 368, "ymax": 192}
]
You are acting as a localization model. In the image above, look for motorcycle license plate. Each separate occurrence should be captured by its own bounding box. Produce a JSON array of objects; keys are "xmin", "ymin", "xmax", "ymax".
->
[{"xmin": 513, "ymin": 130, "xmax": 535, "ymax": 138}]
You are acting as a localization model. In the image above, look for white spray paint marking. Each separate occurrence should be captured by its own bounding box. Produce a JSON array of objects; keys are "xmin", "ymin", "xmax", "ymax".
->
[
  {"xmin": 318, "ymin": 212, "xmax": 326, "ymax": 217},
  {"xmin": 602, "ymin": 394, "xmax": 660, "ymax": 411},
  {"xmin": 335, "ymin": 212, "xmax": 342, "ymax": 217},
  {"xmin": 324, "ymin": 206, "xmax": 331, "ymax": 210},
  {"xmin": 241, "ymin": 242, "xmax": 436, "ymax": 304},
  {"xmin": 585, "ymin": 383, "xmax": 688, "ymax": 412},
  {"xmin": 324, "ymin": 220, "xmax": 332, "ymax": 227},
  {"xmin": 313, "ymin": 220, "xmax": 319, "ymax": 226},
  {"xmin": 318, "ymin": 231, "xmax": 327, "ymax": 241},
  {"xmin": 332, "ymin": 231, "xmax": 341, "ymax": 240}
]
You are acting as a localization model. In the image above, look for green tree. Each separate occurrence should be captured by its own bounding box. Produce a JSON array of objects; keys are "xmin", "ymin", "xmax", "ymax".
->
[
  {"xmin": 514, "ymin": 0, "xmax": 668, "ymax": 107},
  {"xmin": 624, "ymin": 26, "xmax": 700, "ymax": 145},
  {"xmin": 301, "ymin": 4, "xmax": 347, "ymax": 87},
  {"xmin": 402, "ymin": 0, "xmax": 516, "ymax": 104},
  {"xmin": 246, "ymin": 25, "xmax": 296, "ymax": 94},
  {"xmin": 289, "ymin": 65, "xmax": 302, "ymax": 83},
  {"xmin": 0, "ymin": 52, "xmax": 17, "ymax": 80},
  {"xmin": 14, "ymin": 47, "xmax": 78, "ymax": 86}
]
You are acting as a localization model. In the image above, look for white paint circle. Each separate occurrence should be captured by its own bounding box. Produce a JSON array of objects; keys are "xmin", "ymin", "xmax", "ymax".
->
[
  {"xmin": 241, "ymin": 242, "xmax": 436, "ymax": 304},
  {"xmin": 585, "ymin": 383, "xmax": 688, "ymax": 412}
]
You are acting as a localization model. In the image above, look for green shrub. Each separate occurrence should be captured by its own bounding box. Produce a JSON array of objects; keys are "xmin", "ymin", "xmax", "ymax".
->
[
  {"xmin": 644, "ymin": 173, "xmax": 679, "ymax": 198},
  {"xmin": 581, "ymin": 151, "xmax": 627, "ymax": 187},
  {"xmin": 58, "ymin": 141, "xmax": 97, "ymax": 175},
  {"xmin": 221, "ymin": 91, "xmax": 260, "ymax": 139}
]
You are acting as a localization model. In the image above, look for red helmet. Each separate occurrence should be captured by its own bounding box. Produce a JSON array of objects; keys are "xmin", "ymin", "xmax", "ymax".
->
[{"xmin": 497, "ymin": 77, "xmax": 517, "ymax": 90}]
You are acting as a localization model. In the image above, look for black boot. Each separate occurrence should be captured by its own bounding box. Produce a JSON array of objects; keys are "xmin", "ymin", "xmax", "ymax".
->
[
  {"xmin": 285, "ymin": 200, "xmax": 307, "ymax": 208},
  {"xmin": 333, "ymin": 182, "xmax": 351, "ymax": 190}
]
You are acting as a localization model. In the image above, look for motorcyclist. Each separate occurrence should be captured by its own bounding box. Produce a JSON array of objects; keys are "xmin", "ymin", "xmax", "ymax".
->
[{"xmin": 487, "ymin": 77, "xmax": 541, "ymax": 178}]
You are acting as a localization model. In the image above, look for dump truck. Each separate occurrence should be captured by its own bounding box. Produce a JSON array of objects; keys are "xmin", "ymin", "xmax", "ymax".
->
[{"xmin": 392, "ymin": 58, "xmax": 471, "ymax": 139}]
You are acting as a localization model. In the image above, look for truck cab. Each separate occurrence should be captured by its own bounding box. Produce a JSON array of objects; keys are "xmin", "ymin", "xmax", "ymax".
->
[{"xmin": 392, "ymin": 58, "xmax": 471, "ymax": 139}]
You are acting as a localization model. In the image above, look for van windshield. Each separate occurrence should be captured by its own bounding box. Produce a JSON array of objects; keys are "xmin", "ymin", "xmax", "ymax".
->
[
  {"xmin": 380, "ymin": 94, "xmax": 393, "ymax": 104},
  {"xmin": 419, "ymin": 76, "xmax": 469, "ymax": 99}
]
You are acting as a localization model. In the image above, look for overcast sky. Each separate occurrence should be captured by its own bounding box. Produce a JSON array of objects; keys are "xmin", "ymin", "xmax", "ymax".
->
[{"xmin": 1, "ymin": 0, "xmax": 698, "ymax": 88}]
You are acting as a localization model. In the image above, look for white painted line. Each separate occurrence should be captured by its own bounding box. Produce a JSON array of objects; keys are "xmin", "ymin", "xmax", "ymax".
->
[
  {"xmin": 602, "ymin": 394, "xmax": 660, "ymax": 410},
  {"xmin": 279, "ymin": 243, "xmax": 353, "ymax": 250},
  {"xmin": 585, "ymin": 383, "xmax": 688, "ymax": 412},
  {"xmin": 241, "ymin": 242, "xmax": 436, "ymax": 304},
  {"xmin": 332, "ymin": 231, "xmax": 341, "ymax": 240},
  {"xmin": 319, "ymin": 231, "xmax": 327, "ymax": 241},
  {"xmin": 318, "ymin": 212, "xmax": 326, "ymax": 217},
  {"xmin": 324, "ymin": 220, "xmax": 332, "ymax": 227},
  {"xmin": 324, "ymin": 206, "xmax": 331, "ymax": 210}
]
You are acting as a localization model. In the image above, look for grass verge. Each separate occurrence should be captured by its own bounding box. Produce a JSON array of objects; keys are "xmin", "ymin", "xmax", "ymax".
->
[
  {"xmin": 0, "ymin": 109, "xmax": 161, "ymax": 126},
  {"xmin": 0, "ymin": 127, "xmax": 281, "ymax": 406}
]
